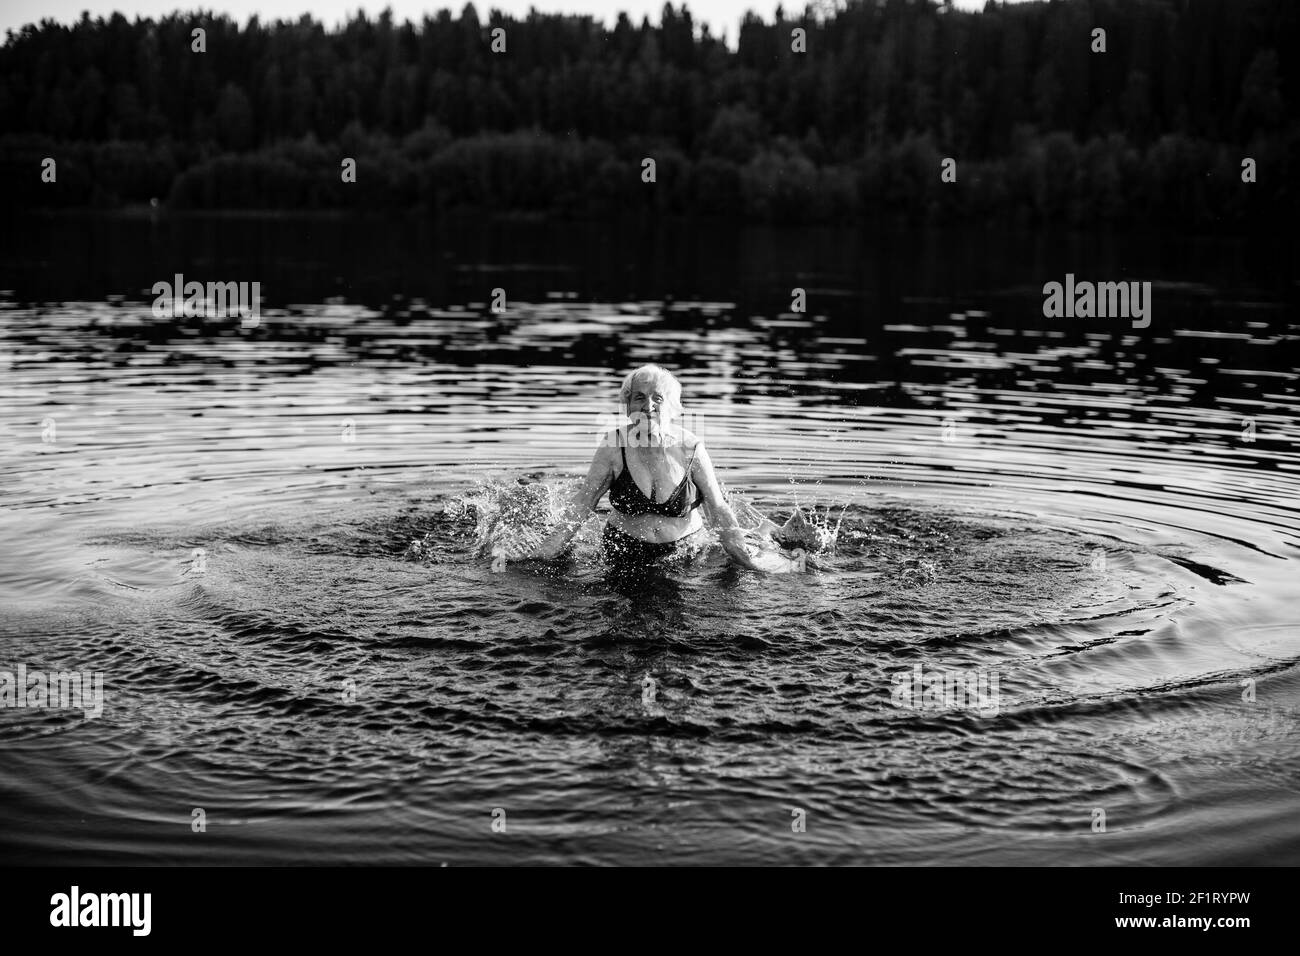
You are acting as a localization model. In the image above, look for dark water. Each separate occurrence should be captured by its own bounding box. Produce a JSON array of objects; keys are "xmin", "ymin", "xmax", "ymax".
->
[{"xmin": 1, "ymin": 212, "xmax": 1298, "ymax": 865}]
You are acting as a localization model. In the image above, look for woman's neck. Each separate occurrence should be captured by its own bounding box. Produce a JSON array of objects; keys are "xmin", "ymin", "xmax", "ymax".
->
[{"xmin": 627, "ymin": 425, "xmax": 681, "ymax": 459}]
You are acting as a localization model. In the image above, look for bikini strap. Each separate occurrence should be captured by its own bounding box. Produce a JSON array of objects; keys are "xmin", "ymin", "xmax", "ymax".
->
[{"xmin": 683, "ymin": 442, "xmax": 701, "ymax": 508}]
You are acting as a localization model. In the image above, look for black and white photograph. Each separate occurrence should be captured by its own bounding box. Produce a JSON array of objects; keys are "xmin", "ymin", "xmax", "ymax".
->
[{"xmin": 0, "ymin": 0, "xmax": 1296, "ymax": 918}]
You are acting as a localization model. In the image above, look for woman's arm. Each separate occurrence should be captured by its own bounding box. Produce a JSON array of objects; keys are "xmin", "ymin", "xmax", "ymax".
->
[
  {"xmin": 530, "ymin": 439, "xmax": 616, "ymax": 559},
  {"xmin": 691, "ymin": 441, "xmax": 765, "ymax": 571}
]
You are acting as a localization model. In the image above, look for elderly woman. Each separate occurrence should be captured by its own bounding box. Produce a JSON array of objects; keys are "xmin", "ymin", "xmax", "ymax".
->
[{"xmin": 532, "ymin": 364, "xmax": 763, "ymax": 570}]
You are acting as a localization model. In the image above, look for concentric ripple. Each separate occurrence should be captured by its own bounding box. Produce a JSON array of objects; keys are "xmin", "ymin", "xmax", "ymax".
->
[{"xmin": 1, "ymin": 261, "xmax": 1297, "ymax": 864}]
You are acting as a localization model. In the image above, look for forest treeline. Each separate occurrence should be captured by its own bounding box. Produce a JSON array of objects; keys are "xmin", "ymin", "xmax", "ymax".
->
[{"xmin": 1, "ymin": 0, "xmax": 1295, "ymax": 225}]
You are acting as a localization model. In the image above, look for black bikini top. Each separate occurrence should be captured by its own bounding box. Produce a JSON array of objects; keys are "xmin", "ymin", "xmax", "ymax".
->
[{"xmin": 609, "ymin": 438, "xmax": 703, "ymax": 518}]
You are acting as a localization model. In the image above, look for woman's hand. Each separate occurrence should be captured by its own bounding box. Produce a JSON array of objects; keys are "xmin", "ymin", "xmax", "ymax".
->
[
  {"xmin": 690, "ymin": 442, "xmax": 768, "ymax": 572},
  {"xmin": 522, "ymin": 442, "xmax": 616, "ymax": 561},
  {"xmin": 718, "ymin": 527, "xmax": 765, "ymax": 571},
  {"xmin": 529, "ymin": 535, "xmax": 565, "ymax": 561}
]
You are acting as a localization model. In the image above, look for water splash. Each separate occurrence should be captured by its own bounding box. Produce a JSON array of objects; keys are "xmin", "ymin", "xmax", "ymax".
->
[
  {"xmin": 402, "ymin": 475, "xmax": 818, "ymax": 571},
  {"xmin": 770, "ymin": 503, "xmax": 846, "ymax": 552},
  {"xmin": 405, "ymin": 476, "xmax": 575, "ymax": 563}
]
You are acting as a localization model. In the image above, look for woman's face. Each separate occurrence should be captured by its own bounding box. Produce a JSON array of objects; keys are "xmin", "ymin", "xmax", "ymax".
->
[{"xmin": 627, "ymin": 375, "xmax": 678, "ymax": 434}]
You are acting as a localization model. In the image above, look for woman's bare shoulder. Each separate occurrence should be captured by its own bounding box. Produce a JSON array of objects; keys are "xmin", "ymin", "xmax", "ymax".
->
[
  {"xmin": 596, "ymin": 431, "xmax": 630, "ymax": 476},
  {"xmin": 688, "ymin": 433, "xmax": 713, "ymax": 464},
  {"xmin": 675, "ymin": 426, "xmax": 702, "ymax": 451}
]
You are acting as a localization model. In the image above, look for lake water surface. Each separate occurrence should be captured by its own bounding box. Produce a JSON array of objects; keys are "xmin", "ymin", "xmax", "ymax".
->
[{"xmin": 1, "ymin": 212, "xmax": 1297, "ymax": 865}]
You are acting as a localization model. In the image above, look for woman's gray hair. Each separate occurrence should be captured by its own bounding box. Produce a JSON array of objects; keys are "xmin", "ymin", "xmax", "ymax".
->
[{"xmin": 618, "ymin": 364, "xmax": 683, "ymax": 415}]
